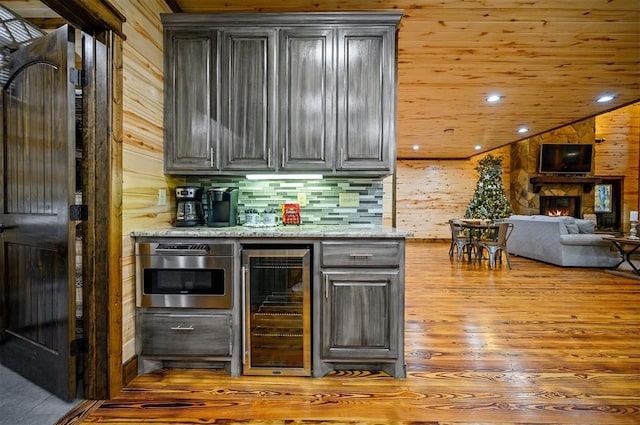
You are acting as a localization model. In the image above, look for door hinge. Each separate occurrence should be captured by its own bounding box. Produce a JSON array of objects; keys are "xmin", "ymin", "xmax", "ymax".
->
[
  {"xmin": 70, "ymin": 337, "xmax": 88, "ymax": 356},
  {"xmin": 70, "ymin": 204, "xmax": 88, "ymax": 221},
  {"xmin": 70, "ymin": 67, "xmax": 84, "ymax": 86}
]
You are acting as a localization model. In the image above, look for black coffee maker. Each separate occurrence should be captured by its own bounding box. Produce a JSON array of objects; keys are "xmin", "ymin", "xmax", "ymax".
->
[
  {"xmin": 174, "ymin": 186, "xmax": 205, "ymax": 227},
  {"xmin": 207, "ymin": 187, "xmax": 238, "ymax": 227}
]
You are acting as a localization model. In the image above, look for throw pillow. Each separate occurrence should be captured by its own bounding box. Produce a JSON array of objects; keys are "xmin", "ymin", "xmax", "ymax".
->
[
  {"xmin": 565, "ymin": 223, "xmax": 580, "ymax": 234},
  {"xmin": 575, "ymin": 219, "xmax": 596, "ymax": 234}
]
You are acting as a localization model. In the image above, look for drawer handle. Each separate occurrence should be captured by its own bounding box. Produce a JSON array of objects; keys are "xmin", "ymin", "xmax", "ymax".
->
[
  {"xmin": 170, "ymin": 325, "xmax": 194, "ymax": 331},
  {"xmin": 350, "ymin": 253, "xmax": 373, "ymax": 258}
]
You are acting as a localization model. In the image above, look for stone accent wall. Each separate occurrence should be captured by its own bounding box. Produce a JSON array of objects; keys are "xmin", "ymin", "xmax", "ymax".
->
[{"xmin": 510, "ymin": 119, "xmax": 596, "ymax": 216}]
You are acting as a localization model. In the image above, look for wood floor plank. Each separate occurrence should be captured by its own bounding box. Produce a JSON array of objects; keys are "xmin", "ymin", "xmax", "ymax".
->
[{"xmin": 68, "ymin": 241, "xmax": 640, "ymax": 424}]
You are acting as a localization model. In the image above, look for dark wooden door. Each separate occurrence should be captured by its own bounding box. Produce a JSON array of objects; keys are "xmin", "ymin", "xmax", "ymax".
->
[{"xmin": 0, "ymin": 25, "xmax": 77, "ymax": 400}]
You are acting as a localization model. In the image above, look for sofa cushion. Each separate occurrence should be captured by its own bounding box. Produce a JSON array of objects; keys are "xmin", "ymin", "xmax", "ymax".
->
[
  {"xmin": 560, "ymin": 234, "xmax": 612, "ymax": 246},
  {"xmin": 575, "ymin": 219, "xmax": 596, "ymax": 234},
  {"xmin": 565, "ymin": 223, "xmax": 580, "ymax": 234}
]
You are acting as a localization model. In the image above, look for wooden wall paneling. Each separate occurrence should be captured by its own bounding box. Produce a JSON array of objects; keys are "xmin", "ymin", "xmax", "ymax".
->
[
  {"xmin": 112, "ymin": 0, "xmax": 175, "ymax": 365},
  {"xmin": 396, "ymin": 159, "xmax": 478, "ymax": 239},
  {"xmin": 595, "ymin": 103, "xmax": 640, "ymax": 232},
  {"xmin": 396, "ymin": 146, "xmax": 511, "ymax": 239}
]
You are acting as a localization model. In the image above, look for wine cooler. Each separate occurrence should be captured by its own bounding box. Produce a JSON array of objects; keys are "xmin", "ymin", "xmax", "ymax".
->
[{"xmin": 241, "ymin": 246, "xmax": 311, "ymax": 376}]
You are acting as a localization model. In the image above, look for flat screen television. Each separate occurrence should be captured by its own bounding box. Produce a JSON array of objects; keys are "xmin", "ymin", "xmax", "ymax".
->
[{"xmin": 539, "ymin": 143, "xmax": 594, "ymax": 174}]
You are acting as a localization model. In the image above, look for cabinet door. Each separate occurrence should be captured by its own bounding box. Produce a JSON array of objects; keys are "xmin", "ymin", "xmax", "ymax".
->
[
  {"xmin": 321, "ymin": 270, "xmax": 399, "ymax": 359},
  {"xmin": 336, "ymin": 28, "xmax": 396, "ymax": 173},
  {"xmin": 164, "ymin": 30, "xmax": 218, "ymax": 173},
  {"xmin": 221, "ymin": 29, "xmax": 277, "ymax": 171},
  {"xmin": 279, "ymin": 29, "xmax": 335, "ymax": 171}
]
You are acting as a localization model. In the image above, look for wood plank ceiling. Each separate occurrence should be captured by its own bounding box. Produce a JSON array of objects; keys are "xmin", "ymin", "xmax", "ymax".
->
[{"xmin": 4, "ymin": 0, "xmax": 639, "ymax": 159}]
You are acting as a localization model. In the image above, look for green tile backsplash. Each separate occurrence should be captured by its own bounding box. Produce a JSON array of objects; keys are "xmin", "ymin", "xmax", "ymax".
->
[{"xmin": 186, "ymin": 176, "xmax": 383, "ymax": 226}]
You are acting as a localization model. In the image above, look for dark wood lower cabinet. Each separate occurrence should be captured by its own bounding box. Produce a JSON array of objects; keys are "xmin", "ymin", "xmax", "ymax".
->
[
  {"xmin": 321, "ymin": 271, "xmax": 400, "ymax": 358},
  {"xmin": 137, "ymin": 309, "xmax": 235, "ymax": 374},
  {"xmin": 314, "ymin": 240, "xmax": 406, "ymax": 378},
  {"xmin": 134, "ymin": 237, "xmax": 406, "ymax": 379}
]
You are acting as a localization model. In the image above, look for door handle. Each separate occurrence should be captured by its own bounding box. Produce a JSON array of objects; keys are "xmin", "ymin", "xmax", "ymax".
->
[{"xmin": 0, "ymin": 224, "xmax": 3, "ymax": 233}]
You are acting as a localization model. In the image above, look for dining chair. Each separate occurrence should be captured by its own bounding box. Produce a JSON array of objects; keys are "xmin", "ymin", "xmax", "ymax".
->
[
  {"xmin": 448, "ymin": 219, "xmax": 474, "ymax": 261},
  {"xmin": 476, "ymin": 222, "xmax": 514, "ymax": 269}
]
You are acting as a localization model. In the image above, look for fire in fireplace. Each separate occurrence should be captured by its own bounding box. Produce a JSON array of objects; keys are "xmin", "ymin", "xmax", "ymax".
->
[{"xmin": 539, "ymin": 196, "xmax": 581, "ymax": 218}]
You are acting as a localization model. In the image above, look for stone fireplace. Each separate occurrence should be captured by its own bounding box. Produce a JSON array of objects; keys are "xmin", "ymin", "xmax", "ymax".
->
[{"xmin": 540, "ymin": 196, "xmax": 582, "ymax": 218}]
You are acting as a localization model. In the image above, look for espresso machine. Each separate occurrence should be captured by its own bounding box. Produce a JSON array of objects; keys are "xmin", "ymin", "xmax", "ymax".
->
[
  {"xmin": 174, "ymin": 186, "xmax": 205, "ymax": 227},
  {"xmin": 207, "ymin": 187, "xmax": 238, "ymax": 227}
]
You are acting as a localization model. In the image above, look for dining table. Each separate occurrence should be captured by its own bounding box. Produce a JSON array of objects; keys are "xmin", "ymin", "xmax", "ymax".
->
[{"xmin": 458, "ymin": 219, "xmax": 496, "ymax": 260}]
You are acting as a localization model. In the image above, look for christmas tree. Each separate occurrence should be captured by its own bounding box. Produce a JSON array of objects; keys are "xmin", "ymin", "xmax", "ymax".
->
[{"xmin": 464, "ymin": 154, "xmax": 513, "ymax": 220}]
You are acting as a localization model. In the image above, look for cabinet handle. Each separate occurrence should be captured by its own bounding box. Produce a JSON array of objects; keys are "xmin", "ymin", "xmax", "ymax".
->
[
  {"xmin": 241, "ymin": 266, "xmax": 247, "ymax": 365},
  {"xmin": 340, "ymin": 148, "xmax": 344, "ymax": 169},
  {"xmin": 210, "ymin": 148, "xmax": 214, "ymax": 168},
  {"xmin": 281, "ymin": 147, "xmax": 285, "ymax": 166},
  {"xmin": 170, "ymin": 325, "xmax": 194, "ymax": 331},
  {"xmin": 350, "ymin": 253, "xmax": 373, "ymax": 258},
  {"xmin": 267, "ymin": 148, "xmax": 272, "ymax": 168},
  {"xmin": 325, "ymin": 274, "xmax": 329, "ymax": 299}
]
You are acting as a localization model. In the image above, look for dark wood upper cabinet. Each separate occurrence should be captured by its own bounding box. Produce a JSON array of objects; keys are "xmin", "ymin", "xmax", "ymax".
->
[
  {"xmin": 220, "ymin": 28, "xmax": 277, "ymax": 171},
  {"xmin": 161, "ymin": 12, "xmax": 401, "ymax": 176},
  {"xmin": 337, "ymin": 28, "xmax": 396, "ymax": 172},
  {"xmin": 279, "ymin": 28, "xmax": 335, "ymax": 172},
  {"xmin": 164, "ymin": 30, "xmax": 219, "ymax": 172}
]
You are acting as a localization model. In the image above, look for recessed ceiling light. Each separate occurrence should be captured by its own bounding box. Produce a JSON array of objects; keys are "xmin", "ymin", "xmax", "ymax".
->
[
  {"xmin": 518, "ymin": 127, "xmax": 529, "ymax": 134},
  {"xmin": 486, "ymin": 94, "xmax": 502, "ymax": 103},
  {"xmin": 412, "ymin": 145, "xmax": 420, "ymax": 151},
  {"xmin": 596, "ymin": 95, "xmax": 615, "ymax": 103},
  {"xmin": 474, "ymin": 145, "xmax": 482, "ymax": 150}
]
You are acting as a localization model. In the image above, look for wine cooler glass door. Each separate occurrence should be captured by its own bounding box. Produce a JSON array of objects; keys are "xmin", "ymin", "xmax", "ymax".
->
[{"xmin": 242, "ymin": 248, "xmax": 311, "ymax": 376}]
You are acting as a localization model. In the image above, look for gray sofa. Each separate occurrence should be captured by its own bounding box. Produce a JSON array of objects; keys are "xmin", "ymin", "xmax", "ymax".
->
[{"xmin": 504, "ymin": 215, "xmax": 620, "ymax": 267}]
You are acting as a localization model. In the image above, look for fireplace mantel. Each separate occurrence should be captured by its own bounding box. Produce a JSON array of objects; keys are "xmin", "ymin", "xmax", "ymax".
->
[{"xmin": 529, "ymin": 176, "xmax": 602, "ymax": 193}]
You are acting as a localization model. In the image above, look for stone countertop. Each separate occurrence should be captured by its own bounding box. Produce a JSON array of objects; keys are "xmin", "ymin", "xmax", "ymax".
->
[{"xmin": 130, "ymin": 224, "xmax": 412, "ymax": 239}]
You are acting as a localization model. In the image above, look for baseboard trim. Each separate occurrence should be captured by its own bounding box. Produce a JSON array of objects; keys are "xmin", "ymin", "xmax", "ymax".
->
[{"xmin": 122, "ymin": 355, "xmax": 138, "ymax": 387}]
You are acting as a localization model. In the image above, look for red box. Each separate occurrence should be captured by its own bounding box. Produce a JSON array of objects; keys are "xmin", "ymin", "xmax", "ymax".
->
[{"xmin": 282, "ymin": 203, "xmax": 301, "ymax": 225}]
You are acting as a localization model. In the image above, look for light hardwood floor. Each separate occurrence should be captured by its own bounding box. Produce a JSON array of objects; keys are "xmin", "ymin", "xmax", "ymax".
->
[{"xmin": 62, "ymin": 240, "xmax": 640, "ymax": 425}]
